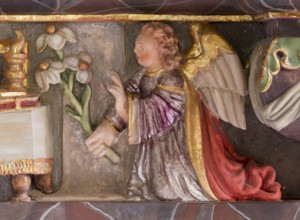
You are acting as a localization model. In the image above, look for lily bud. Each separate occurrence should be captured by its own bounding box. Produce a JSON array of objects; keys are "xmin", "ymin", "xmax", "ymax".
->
[
  {"xmin": 46, "ymin": 25, "xmax": 56, "ymax": 34},
  {"xmin": 39, "ymin": 60, "xmax": 50, "ymax": 70}
]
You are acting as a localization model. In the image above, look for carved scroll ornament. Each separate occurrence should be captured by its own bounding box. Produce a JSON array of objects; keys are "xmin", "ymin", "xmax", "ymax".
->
[{"xmin": 250, "ymin": 38, "xmax": 300, "ymax": 134}]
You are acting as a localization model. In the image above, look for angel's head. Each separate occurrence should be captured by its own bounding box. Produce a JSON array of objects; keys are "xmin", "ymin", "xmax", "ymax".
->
[{"xmin": 134, "ymin": 22, "xmax": 182, "ymax": 71}]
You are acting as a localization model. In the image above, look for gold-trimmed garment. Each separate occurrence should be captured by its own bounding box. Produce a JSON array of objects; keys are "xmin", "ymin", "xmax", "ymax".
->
[
  {"xmin": 128, "ymin": 93, "xmax": 141, "ymax": 145},
  {"xmin": 156, "ymin": 83, "xmax": 185, "ymax": 94},
  {"xmin": 182, "ymin": 74, "xmax": 218, "ymax": 200}
]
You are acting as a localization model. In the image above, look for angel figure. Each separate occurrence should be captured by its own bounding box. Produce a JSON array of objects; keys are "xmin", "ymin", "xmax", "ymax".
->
[{"xmin": 85, "ymin": 22, "xmax": 281, "ymax": 201}]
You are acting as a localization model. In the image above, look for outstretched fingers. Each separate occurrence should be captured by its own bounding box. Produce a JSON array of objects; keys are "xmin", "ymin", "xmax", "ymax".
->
[
  {"xmin": 110, "ymin": 71, "xmax": 123, "ymax": 89},
  {"xmin": 107, "ymin": 85, "xmax": 124, "ymax": 99}
]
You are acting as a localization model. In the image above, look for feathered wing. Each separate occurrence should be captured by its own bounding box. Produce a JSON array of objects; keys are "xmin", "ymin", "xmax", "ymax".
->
[{"xmin": 181, "ymin": 22, "xmax": 247, "ymax": 129}]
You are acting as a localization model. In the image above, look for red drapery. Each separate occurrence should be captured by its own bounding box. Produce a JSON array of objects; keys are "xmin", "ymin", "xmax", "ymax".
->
[{"xmin": 199, "ymin": 98, "xmax": 281, "ymax": 201}]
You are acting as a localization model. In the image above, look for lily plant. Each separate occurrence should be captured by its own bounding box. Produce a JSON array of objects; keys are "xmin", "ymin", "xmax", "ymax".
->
[{"xmin": 35, "ymin": 25, "xmax": 120, "ymax": 163}]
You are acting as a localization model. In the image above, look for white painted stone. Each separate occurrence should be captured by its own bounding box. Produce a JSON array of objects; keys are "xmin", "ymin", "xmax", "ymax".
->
[{"xmin": 0, "ymin": 106, "xmax": 52, "ymax": 161}]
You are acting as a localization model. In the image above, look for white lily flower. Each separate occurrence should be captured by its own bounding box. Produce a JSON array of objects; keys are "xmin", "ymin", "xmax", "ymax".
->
[
  {"xmin": 35, "ymin": 60, "xmax": 65, "ymax": 92},
  {"xmin": 63, "ymin": 52, "xmax": 93, "ymax": 84},
  {"xmin": 36, "ymin": 25, "xmax": 77, "ymax": 53}
]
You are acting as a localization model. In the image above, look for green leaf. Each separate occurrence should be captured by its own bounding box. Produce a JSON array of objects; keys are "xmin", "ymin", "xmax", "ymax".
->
[
  {"xmin": 65, "ymin": 105, "xmax": 81, "ymax": 122},
  {"xmin": 81, "ymin": 85, "xmax": 91, "ymax": 113},
  {"xmin": 65, "ymin": 105, "xmax": 80, "ymax": 116},
  {"xmin": 60, "ymin": 80, "xmax": 83, "ymax": 116},
  {"xmin": 61, "ymin": 69, "xmax": 68, "ymax": 83},
  {"xmin": 81, "ymin": 85, "xmax": 93, "ymax": 136},
  {"xmin": 67, "ymin": 113, "xmax": 82, "ymax": 123}
]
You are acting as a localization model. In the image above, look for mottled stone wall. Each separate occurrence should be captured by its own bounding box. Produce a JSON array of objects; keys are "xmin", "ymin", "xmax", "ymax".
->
[{"xmin": 56, "ymin": 22, "xmax": 131, "ymax": 199}]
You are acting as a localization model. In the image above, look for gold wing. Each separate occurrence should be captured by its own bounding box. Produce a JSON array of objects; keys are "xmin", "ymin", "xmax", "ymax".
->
[{"xmin": 181, "ymin": 22, "xmax": 247, "ymax": 129}]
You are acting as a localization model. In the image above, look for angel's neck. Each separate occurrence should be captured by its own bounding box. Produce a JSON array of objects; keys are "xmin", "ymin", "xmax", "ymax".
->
[
  {"xmin": 145, "ymin": 63, "xmax": 163, "ymax": 72},
  {"xmin": 144, "ymin": 67, "xmax": 164, "ymax": 77}
]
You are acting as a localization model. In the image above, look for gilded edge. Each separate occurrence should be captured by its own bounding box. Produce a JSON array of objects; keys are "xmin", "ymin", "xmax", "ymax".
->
[
  {"xmin": 258, "ymin": 38, "xmax": 300, "ymax": 93},
  {"xmin": 258, "ymin": 39, "xmax": 278, "ymax": 93},
  {"xmin": 183, "ymin": 75, "xmax": 218, "ymax": 200},
  {"xmin": 0, "ymin": 158, "xmax": 52, "ymax": 175},
  {"xmin": 0, "ymin": 14, "xmax": 253, "ymax": 22},
  {"xmin": 182, "ymin": 22, "xmax": 235, "ymax": 79},
  {"xmin": 156, "ymin": 84, "xmax": 185, "ymax": 94},
  {"xmin": 0, "ymin": 13, "xmax": 296, "ymax": 22},
  {"xmin": 127, "ymin": 93, "xmax": 141, "ymax": 145},
  {"xmin": 128, "ymin": 93, "xmax": 134, "ymax": 145},
  {"xmin": 253, "ymin": 12, "xmax": 300, "ymax": 21},
  {"xmin": 23, "ymin": 42, "xmax": 29, "ymax": 89}
]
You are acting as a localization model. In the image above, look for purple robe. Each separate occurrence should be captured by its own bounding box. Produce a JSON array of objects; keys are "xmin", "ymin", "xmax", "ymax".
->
[{"xmin": 126, "ymin": 69, "xmax": 209, "ymax": 201}]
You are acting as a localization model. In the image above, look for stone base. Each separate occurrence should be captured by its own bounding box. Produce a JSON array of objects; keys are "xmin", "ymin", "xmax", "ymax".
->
[
  {"xmin": 0, "ymin": 201, "xmax": 299, "ymax": 220},
  {"xmin": 31, "ymin": 190, "xmax": 126, "ymax": 201}
]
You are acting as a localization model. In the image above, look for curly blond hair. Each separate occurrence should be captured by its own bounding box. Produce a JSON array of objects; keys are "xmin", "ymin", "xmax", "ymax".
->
[{"xmin": 140, "ymin": 22, "xmax": 182, "ymax": 71}]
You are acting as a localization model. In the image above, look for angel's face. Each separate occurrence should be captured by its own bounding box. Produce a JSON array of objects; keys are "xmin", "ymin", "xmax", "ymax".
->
[{"xmin": 134, "ymin": 33, "xmax": 162, "ymax": 71}]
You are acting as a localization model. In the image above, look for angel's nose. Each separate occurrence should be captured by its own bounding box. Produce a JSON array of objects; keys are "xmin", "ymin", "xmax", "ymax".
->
[{"xmin": 134, "ymin": 45, "xmax": 143, "ymax": 55}]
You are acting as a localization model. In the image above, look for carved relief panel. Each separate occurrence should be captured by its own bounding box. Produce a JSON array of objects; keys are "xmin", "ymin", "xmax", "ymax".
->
[{"xmin": 0, "ymin": 17, "xmax": 299, "ymax": 202}]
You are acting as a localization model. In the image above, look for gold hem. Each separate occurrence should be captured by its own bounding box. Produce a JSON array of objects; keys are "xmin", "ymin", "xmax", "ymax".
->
[
  {"xmin": 183, "ymin": 74, "xmax": 218, "ymax": 200},
  {"xmin": 144, "ymin": 68, "xmax": 164, "ymax": 76},
  {"xmin": 156, "ymin": 84, "xmax": 185, "ymax": 94},
  {"xmin": 127, "ymin": 93, "xmax": 141, "ymax": 145}
]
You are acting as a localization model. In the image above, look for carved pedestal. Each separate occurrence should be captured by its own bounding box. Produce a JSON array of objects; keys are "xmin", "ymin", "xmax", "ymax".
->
[{"xmin": 0, "ymin": 106, "xmax": 53, "ymax": 201}]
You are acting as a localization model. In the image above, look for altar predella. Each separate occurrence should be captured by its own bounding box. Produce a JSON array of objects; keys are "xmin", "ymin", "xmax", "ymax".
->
[{"xmin": 0, "ymin": 21, "xmax": 290, "ymax": 202}]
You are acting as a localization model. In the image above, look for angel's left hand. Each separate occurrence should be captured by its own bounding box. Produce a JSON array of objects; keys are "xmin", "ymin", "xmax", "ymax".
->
[{"xmin": 107, "ymin": 71, "xmax": 128, "ymax": 122}]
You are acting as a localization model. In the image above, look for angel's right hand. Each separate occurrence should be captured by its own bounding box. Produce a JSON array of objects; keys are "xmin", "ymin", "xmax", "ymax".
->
[
  {"xmin": 85, "ymin": 121, "xmax": 119, "ymax": 158},
  {"xmin": 107, "ymin": 71, "xmax": 128, "ymax": 122}
]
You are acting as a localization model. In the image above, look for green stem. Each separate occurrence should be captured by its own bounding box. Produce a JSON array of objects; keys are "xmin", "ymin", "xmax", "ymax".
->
[
  {"xmin": 60, "ymin": 80, "xmax": 83, "ymax": 116},
  {"xmin": 82, "ymin": 119, "xmax": 93, "ymax": 136},
  {"xmin": 56, "ymin": 50, "xmax": 64, "ymax": 61},
  {"xmin": 58, "ymin": 55, "xmax": 120, "ymax": 163},
  {"xmin": 80, "ymin": 84, "xmax": 92, "ymax": 136},
  {"xmin": 102, "ymin": 144, "xmax": 120, "ymax": 164}
]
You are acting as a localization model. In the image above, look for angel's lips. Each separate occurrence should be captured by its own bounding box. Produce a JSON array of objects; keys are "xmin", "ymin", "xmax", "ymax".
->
[{"xmin": 136, "ymin": 54, "xmax": 151, "ymax": 64}]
